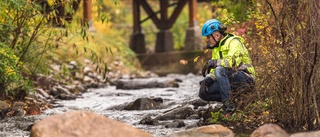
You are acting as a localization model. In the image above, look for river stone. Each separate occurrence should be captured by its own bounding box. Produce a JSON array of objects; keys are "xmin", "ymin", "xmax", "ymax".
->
[
  {"xmin": 0, "ymin": 101, "xmax": 9, "ymax": 119},
  {"xmin": 250, "ymin": 124, "xmax": 289, "ymax": 137},
  {"xmin": 167, "ymin": 124, "xmax": 234, "ymax": 137},
  {"xmin": 124, "ymin": 98, "xmax": 162, "ymax": 110},
  {"xmin": 30, "ymin": 111, "xmax": 152, "ymax": 137},
  {"xmin": 0, "ymin": 101, "xmax": 9, "ymax": 111},
  {"xmin": 139, "ymin": 115, "xmax": 159, "ymax": 125},
  {"xmin": 35, "ymin": 88, "xmax": 50, "ymax": 99},
  {"xmin": 290, "ymin": 130, "xmax": 320, "ymax": 137},
  {"xmin": 164, "ymin": 120, "xmax": 185, "ymax": 128},
  {"xmin": 116, "ymin": 78, "xmax": 179, "ymax": 89},
  {"xmin": 156, "ymin": 106, "xmax": 196, "ymax": 120}
]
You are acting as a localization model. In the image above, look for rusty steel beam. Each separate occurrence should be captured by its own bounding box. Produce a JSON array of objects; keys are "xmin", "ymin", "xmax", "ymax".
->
[
  {"xmin": 167, "ymin": 0, "xmax": 188, "ymax": 29},
  {"xmin": 83, "ymin": 0, "xmax": 92, "ymax": 23},
  {"xmin": 140, "ymin": 0, "xmax": 161, "ymax": 29},
  {"xmin": 188, "ymin": 0, "xmax": 197, "ymax": 27},
  {"xmin": 160, "ymin": 0, "xmax": 169, "ymax": 29},
  {"xmin": 133, "ymin": 0, "xmax": 141, "ymax": 33}
]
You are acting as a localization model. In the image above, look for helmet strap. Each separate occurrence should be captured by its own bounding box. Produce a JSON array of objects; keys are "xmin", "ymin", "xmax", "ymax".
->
[
  {"xmin": 206, "ymin": 34, "xmax": 220, "ymax": 49},
  {"xmin": 212, "ymin": 34, "xmax": 221, "ymax": 48}
]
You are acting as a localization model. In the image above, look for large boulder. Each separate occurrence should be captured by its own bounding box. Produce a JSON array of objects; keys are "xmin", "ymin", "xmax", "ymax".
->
[
  {"xmin": 250, "ymin": 124, "xmax": 289, "ymax": 137},
  {"xmin": 167, "ymin": 124, "xmax": 234, "ymax": 137},
  {"xmin": 30, "ymin": 111, "xmax": 152, "ymax": 137},
  {"xmin": 290, "ymin": 131, "xmax": 320, "ymax": 137}
]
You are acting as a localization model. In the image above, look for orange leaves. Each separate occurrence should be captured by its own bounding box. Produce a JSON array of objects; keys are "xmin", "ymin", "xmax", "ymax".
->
[{"xmin": 179, "ymin": 59, "xmax": 188, "ymax": 65}]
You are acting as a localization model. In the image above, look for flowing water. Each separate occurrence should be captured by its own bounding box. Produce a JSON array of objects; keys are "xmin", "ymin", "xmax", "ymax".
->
[{"xmin": 0, "ymin": 74, "xmax": 203, "ymax": 137}]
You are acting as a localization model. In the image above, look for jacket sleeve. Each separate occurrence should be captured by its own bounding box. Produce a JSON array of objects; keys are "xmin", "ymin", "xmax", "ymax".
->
[{"xmin": 220, "ymin": 39, "xmax": 246, "ymax": 68}]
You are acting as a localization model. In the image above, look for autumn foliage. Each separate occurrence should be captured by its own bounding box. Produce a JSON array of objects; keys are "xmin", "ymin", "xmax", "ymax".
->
[{"xmin": 242, "ymin": 0, "xmax": 320, "ymax": 131}]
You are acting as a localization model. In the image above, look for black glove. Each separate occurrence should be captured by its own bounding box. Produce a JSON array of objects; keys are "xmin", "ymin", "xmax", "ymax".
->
[
  {"xmin": 199, "ymin": 77, "xmax": 214, "ymax": 86},
  {"xmin": 199, "ymin": 77, "xmax": 214, "ymax": 96},
  {"xmin": 207, "ymin": 60, "xmax": 217, "ymax": 68},
  {"xmin": 199, "ymin": 81, "xmax": 209, "ymax": 96},
  {"xmin": 201, "ymin": 60, "xmax": 217, "ymax": 77}
]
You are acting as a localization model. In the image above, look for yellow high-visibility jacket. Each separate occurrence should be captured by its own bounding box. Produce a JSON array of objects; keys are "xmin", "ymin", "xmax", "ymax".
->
[{"xmin": 207, "ymin": 34, "xmax": 255, "ymax": 80}]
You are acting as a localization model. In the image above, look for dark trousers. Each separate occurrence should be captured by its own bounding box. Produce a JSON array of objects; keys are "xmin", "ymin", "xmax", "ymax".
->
[{"xmin": 199, "ymin": 66, "xmax": 254, "ymax": 111}]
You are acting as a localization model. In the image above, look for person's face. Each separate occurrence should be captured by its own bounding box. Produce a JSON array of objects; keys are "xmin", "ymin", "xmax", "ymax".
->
[{"xmin": 205, "ymin": 31, "xmax": 222, "ymax": 48}]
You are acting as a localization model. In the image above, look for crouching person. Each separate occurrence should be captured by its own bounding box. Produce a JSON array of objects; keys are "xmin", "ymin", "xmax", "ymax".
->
[{"xmin": 199, "ymin": 19, "xmax": 255, "ymax": 117}]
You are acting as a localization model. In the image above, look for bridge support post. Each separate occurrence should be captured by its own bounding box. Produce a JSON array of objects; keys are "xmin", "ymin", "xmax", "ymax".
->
[
  {"xmin": 184, "ymin": 0, "xmax": 201, "ymax": 50},
  {"xmin": 155, "ymin": 30, "xmax": 174, "ymax": 52},
  {"xmin": 130, "ymin": 33, "xmax": 146, "ymax": 53},
  {"xmin": 185, "ymin": 26, "xmax": 202, "ymax": 50}
]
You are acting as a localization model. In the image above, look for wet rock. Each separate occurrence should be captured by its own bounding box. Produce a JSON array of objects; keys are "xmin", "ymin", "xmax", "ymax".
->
[
  {"xmin": 174, "ymin": 78, "xmax": 183, "ymax": 82},
  {"xmin": 0, "ymin": 101, "xmax": 10, "ymax": 119},
  {"xmin": 100, "ymin": 92, "xmax": 133, "ymax": 97},
  {"xmin": 189, "ymin": 99, "xmax": 208, "ymax": 108},
  {"xmin": 167, "ymin": 124, "xmax": 234, "ymax": 137},
  {"xmin": 250, "ymin": 124, "xmax": 289, "ymax": 137},
  {"xmin": 69, "ymin": 60, "xmax": 78, "ymax": 68},
  {"xmin": 116, "ymin": 78, "xmax": 179, "ymax": 90},
  {"xmin": 56, "ymin": 93, "xmax": 77, "ymax": 100},
  {"xmin": 187, "ymin": 114, "xmax": 199, "ymax": 119},
  {"xmin": 30, "ymin": 111, "xmax": 152, "ymax": 137},
  {"xmin": 290, "ymin": 131, "xmax": 320, "ymax": 137},
  {"xmin": 6, "ymin": 102, "xmax": 26, "ymax": 117},
  {"xmin": 83, "ymin": 66, "xmax": 92, "ymax": 75},
  {"xmin": 165, "ymin": 79, "xmax": 180, "ymax": 87},
  {"xmin": 156, "ymin": 106, "xmax": 195, "ymax": 120},
  {"xmin": 35, "ymin": 88, "xmax": 49, "ymax": 99},
  {"xmin": 49, "ymin": 85, "xmax": 71, "ymax": 96},
  {"xmin": 36, "ymin": 74, "xmax": 56, "ymax": 90},
  {"xmin": 186, "ymin": 123, "xmax": 200, "ymax": 129},
  {"xmin": 56, "ymin": 85, "xmax": 71, "ymax": 94},
  {"xmin": 83, "ymin": 75, "xmax": 95, "ymax": 83},
  {"xmin": 84, "ymin": 83, "xmax": 100, "ymax": 89},
  {"xmin": 66, "ymin": 83, "xmax": 91, "ymax": 93},
  {"xmin": 0, "ymin": 110, "xmax": 5, "ymax": 120},
  {"xmin": 139, "ymin": 115, "xmax": 159, "ymax": 125},
  {"xmin": 108, "ymin": 97, "xmax": 163, "ymax": 110},
  {"xmin": 124, "ymin": 98, "xmax": 163, "ymax": 110},
  {"xmin": 0, "ymin": 101, "xmax": 9, "ymax": 111},
  {"xmin": 165, "ymin": 120, "xmax": 185, "ymax": 128},
  {"xmin": 152, "ymin": 97, "xmax": 164, "ymax": 103}
]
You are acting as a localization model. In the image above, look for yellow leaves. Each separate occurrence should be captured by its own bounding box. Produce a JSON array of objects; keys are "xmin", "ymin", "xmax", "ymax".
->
[
  {"xmin": 204, "ymin": 49, "xmax": 210, "ymax": 54},
  {"xmin": 193, "ymin": 56, "xmax": 200, "ymax": 63},
  {"xmin": 47, "ymin": 0, "xmax": 55, "ymax": 6},
  {"xmin": 5, "ymin": 66, "xmax": 15, "ymax": 76},
  {"xmin": 262, "ymin": 111, "xmax": 269, "ymax": 115}
]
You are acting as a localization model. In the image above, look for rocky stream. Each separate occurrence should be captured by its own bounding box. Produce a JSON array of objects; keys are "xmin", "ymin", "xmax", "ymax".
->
[
  {"xmin": 0, "ymin": 73, "xmax": 221, "ymax": 137},
  {"xmin": 0, "ymin": 66, "xmax": 319, "ymax": 137}
]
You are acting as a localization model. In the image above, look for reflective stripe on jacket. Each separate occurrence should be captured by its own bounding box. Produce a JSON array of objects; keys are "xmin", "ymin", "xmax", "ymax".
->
[{"xmin": 207, "ymin": 34, "xmax": 256, "ymax": 80}]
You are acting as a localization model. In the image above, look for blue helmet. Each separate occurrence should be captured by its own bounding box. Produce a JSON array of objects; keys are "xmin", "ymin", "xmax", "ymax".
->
[{"xmin": 201, "ymin": 19, "xmax": 226, "ymax": 36}]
